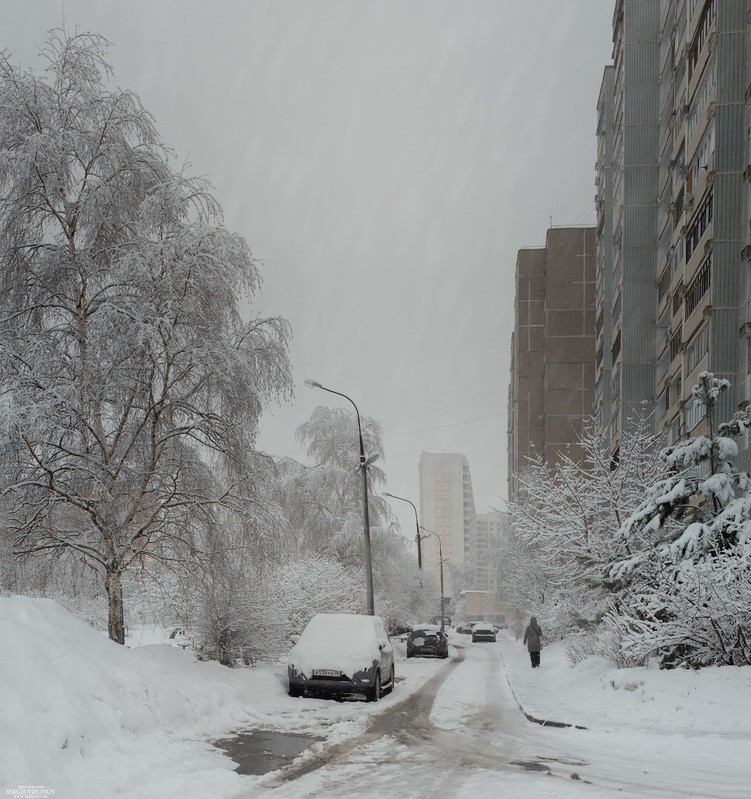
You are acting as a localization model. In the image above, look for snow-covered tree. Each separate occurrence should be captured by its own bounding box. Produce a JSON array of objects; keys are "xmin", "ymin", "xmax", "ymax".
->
[
  {"xmin": 274, "ymin": 406, "xmax": 439, "ymax": 627},
  {"xmin": 502, "ymin": 412, "xmax": 664, "ymax": 640},
  {"xmin": 0, "ymin": 31, "xmax": 292, "ymax": 643},
  {"xmin": 609, "ymin": 374, "xmax": 751, "ymax": 667}
]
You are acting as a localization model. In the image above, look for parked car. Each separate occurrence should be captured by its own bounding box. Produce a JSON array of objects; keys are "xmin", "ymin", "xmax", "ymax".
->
[
  {"xmin": 472, "ymin": 622, "xmax": 497, "ymax": 643},
  {"xmin": 287, "ymin": 613, "xmax": 395, "ymax": 701},
  {"xmin": 406, "ymin": 625, "xmax": 448, "ymax": 659},
  {"xmin": 455, "ymin": 622, "xmax": 475, "ymax": 635}
]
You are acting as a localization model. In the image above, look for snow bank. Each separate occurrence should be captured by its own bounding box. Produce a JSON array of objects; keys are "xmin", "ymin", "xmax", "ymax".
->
[
  {"xmin": 499, "ymin": 632, "xmax": 751, "ymax": 736},
  {"xmin": 0, "ymin": 596, "xmax": 285, "ymax": 798}
]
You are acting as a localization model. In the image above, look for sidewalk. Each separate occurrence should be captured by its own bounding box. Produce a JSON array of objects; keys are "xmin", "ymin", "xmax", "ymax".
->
[{"xmin": 497, "ymin": 631, "xmax": 751, "ymax": 737}]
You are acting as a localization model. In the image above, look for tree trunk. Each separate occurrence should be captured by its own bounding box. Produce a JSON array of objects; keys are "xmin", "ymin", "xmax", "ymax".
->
[{"xmin": 106, "ymin": 569, "xmax": 125, "ymax": 644}]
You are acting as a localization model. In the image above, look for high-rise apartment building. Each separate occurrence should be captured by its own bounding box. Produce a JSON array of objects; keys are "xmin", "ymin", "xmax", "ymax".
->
[
  {"xmin": 418, "ymin": 452, "xmax": 476, "ymax": 601},
  {"xmin": 470, "ymin": 511, "xmax": 504, "ymax": 591},
  {"xmin": 596, "ymin": 65, "xmax": 616, "ymax": 435},
  {"xmin": 507, "ymin": 227, "xmax": 596, "ymax": 497},
  {"xmin": 597, "ymin": 0, "xmax": 749, "ymax": 456}
]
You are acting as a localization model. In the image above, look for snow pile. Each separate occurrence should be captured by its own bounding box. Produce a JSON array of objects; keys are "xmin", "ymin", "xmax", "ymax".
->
[
  {"xmin": 0, "ymin": 596, "xmax": 285, "ymax": 798},
  {"xmin": 499, "ymin": 633, "xmax": 751, "ymax": 736}
]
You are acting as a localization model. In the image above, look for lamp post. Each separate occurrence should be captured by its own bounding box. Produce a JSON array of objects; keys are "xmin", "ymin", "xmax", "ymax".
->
[
  {"xmin": 383, "ymin": 492, "xmax": 422, "ymax": 570},
  {"xmin": 419, "ymin": 526, "xmax": 445, "ymax": 633},
  {"xmin": 304, "ymin": 379, "xmax": 375, "ymax": 615}
]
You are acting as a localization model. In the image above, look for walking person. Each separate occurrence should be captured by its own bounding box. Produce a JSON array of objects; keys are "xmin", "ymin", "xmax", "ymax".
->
[{"xmin": 523, "ymin": 616, "xmax": 543, "ymax": 668}]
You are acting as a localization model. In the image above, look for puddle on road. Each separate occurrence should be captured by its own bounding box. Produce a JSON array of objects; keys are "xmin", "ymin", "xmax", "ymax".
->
[
  {"xmin": 511, "ymin": 759, "xmax": 552, "ymax": 773},
  {"xmin": 214, "ymin": 729, "xmax": 321, "ymax": 775},
  {"xmin": 511, "ymin": 756, "xmax": 591, "ymax": 783}
]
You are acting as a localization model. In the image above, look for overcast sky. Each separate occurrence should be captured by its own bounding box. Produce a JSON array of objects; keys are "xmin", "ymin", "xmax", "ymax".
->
[{"xmin": 2, "ymin": 1, "xmax": 614, "ymax": 550}]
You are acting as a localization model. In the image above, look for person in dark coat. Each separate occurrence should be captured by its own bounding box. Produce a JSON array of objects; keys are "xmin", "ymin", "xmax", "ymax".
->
[{"xmin": 523, "ymin": 616, "xmax": 543, "ymax": 668}]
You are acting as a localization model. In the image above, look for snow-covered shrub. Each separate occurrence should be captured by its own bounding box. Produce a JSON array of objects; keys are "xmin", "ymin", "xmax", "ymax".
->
[{"xmin": 610, "ymin": 374, "xmax": 751, "ymax": 667}]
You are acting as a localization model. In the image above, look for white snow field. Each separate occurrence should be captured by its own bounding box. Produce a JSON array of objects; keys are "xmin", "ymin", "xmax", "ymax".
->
[{"xmin": 2, "ymin": 596, "xmax": 750, "ymax": 798}]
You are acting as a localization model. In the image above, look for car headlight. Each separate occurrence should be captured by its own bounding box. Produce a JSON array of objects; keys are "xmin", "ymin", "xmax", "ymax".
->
[{"xmin": 352, "ymin": 665, "xmax": 375, "ymax": 684}]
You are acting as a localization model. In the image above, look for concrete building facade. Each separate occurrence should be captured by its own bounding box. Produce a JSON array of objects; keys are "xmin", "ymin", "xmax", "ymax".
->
[
  {"xmin": 596, "ymin": 0, "xmax": 750, "ymax": 455},
  {"xmin": 418, "ymin": 452, "xmax": 476, "ymax": 601},
  {"xmin": 469, "ymin": 510, "xmax": 504, "ymax": 592},
  {"xmin": 507, "ymin": 227, "xmax": 596, "ymax": 497}
]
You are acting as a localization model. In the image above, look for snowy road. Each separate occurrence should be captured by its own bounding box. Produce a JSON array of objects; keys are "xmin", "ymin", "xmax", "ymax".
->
[
  {"xmin": 241, "ymin": 639, "xmax": 748, "ymax": 799},
  {"xmin": 7, "ymin": 597, "xmax": 749, "ymax": 799}
]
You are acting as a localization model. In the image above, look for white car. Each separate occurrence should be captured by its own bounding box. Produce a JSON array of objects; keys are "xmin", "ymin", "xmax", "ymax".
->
[{"xmin": 287, "ymin": 613, "xmax": 395, "ymax": 701}]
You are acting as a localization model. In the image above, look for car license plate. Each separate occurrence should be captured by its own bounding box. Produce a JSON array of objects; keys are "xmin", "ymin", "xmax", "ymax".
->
[{"xmin": 313, "ymin": 669, "xmax": 341, "ymax": 677}]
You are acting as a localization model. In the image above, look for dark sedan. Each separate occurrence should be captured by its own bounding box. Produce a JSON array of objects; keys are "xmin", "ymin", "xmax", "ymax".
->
[
  {"xmin": 471, "ymin": 622, "xmax": 497, "ymax": 642},
  {"xmin": 406, "ymin": 626, "xmax": 449, "ymax": 659}
]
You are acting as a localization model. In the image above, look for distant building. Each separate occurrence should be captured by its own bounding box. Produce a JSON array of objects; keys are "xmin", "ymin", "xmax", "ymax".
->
[
  {"xmin": 462, "ymin": 590, "xmax": 507, "ymax": 626},
  {"xmin": 507, "ymin": 226, "xmax": 596, "ymax": 498},
  {"xmin": 469, "ymin": 510, "xmax": 504, "ymax": 591},
  {"xmin": 418, "ymin": 452, "xmax": 476, "ymax": 600}
]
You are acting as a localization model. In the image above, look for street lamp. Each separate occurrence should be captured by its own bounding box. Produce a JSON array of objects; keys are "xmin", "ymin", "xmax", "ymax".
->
[
  {"xmin": 383, "ymin": 492, "xmax": 422, "ymax": 570},
  {"xmin": 304, "ymin": 379, "xmax": 375, "ymax": 615},
  {"xmin": 419, "ymin": 526, "xmax": 445, "ymax": 633}
]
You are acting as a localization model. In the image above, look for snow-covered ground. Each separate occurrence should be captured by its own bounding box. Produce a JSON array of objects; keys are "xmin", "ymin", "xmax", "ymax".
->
[
  {"xmin": 3, "ymin": 596, "xmax": 751, "ymax": 798},
  {"xmin": 498, "ymin": 632, "xmax": 751, "ymax": 736}
]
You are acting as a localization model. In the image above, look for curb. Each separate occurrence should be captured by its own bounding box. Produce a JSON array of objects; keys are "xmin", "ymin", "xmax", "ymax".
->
[{"xmin": 498, "ymin": 649, "xmax": 588, "ymax": 731}]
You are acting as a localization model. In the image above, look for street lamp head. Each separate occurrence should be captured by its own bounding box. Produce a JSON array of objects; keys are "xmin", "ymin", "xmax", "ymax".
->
[{"xmin": 304, "ymin": 378, "xmax": 322, "ymax": 389}]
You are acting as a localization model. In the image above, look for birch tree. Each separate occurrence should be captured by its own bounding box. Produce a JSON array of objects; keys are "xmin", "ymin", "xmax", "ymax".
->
[
  {"xmin": 275, "ymin": 406, "xmax": 439, "ymax": 626},
  {"xmin": 0, "ymin": 31, "xmax": 292, "ymax": 642}
]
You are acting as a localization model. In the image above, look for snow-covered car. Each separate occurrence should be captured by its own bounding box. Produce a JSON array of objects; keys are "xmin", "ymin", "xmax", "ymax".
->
[
  {"xmin": 472, "ymin": 622, "xmax": 497, "ymax": 643},
  {"xmin": 168, "ymin": 627, "xmax": 193, "ymax": 649},
  {"xmin": 456, "ymin": 622, "xmax": 476, "ymax": 635},
  {"xmin": 406, "ymin": 626, "xmax": 448, "ymax": 659},
  {"xmin": 287, "ymin": 613, "xmax": 395, "ymax": 701}
]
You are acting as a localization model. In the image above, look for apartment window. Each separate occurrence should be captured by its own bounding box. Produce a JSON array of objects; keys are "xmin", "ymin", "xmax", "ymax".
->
[
  {"xmin": 685, "ymin": 254, "xmax": 711, "ymax": 317},
  {"xmin": 611, "ymin": 330, "xmax": 622, "ymax": 362},
  {"xmin": 672, "ymin": 284, "xmax": 684, "ymax": 316},
  {"xmin": 674, "ymin": 3, "xmax": 687, "ymax": 56},
  {"xmin": 673, "ymin": 190, "xmax": 684, "ymax": 227},
  {"xmin": 670, "ymin": 327, "xmax": 683, "ymax": 361},
  {"xmin": 688, "ymin": 0, "xmax": 715, "ymax": 80},
  {"xmin": 686, "ymin": 324, "xmax": 709, "ymax": 373},
  {"xmin": 686, "ymin": 191, "xmax": 713, "ymax": 261},
  {"xmin": 673, "ymin": 239, "xmax": 685, "ymax": 276},
  {"xmin": 672, "ymin": 145, "xmax": 685, "ymax": 188},
  {"xmin": 612, "ymin": 291, "xmax": 622, "ymax": 322},
  {"xmin": 670, "ymin": 413, "xmax": 683, "ymax": 444},
  {"xmin": 686, "ymin": 398, "xmax": 706, "ymax": 431},
  {"xmin": 658, "ymin": 266, "xmax": 671, "ymax": 301},
  {"xmin": 610, "ymin": 446, "xmax": 620, "ymax": 472},
  {"xmin": 611, "ymin": 365, "xmax": 621, "ymax": 399},
  {"xmin": 687, "ymin": 58, "xmax": 716, "ymax": 144},
  {"xmin": 688, "ymin": 120, "xmax": 715, "ymax": 191}
]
